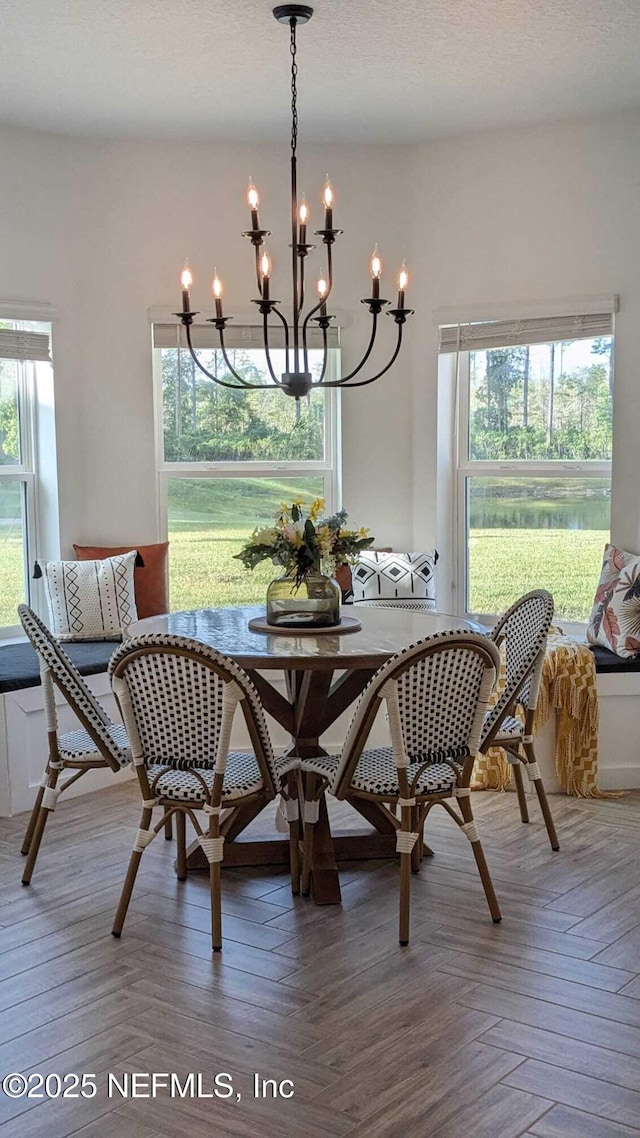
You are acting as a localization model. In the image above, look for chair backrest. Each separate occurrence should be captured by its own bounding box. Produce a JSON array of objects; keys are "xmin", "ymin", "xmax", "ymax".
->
[
  {"xmin": 332, "ymin": 630, "xmax": 500, "ymax": 799},
  {"xmin": 481, "ymin": 589, "xmax": 554, "ymax": 748},
  {"xmin": 18, "ymin": 604, "xmax": 126, "ymax": 771},
  {"xmin": 108, "ymin": 634, "xmax": 278, "ymax": 796}
]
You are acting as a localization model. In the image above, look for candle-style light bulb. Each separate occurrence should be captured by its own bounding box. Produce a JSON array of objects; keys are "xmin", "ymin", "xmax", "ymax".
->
[
  {"xmin": 247, "ymin": 178, "xmax": 260, "ymax": 231},
  {"xmin": 260, "ymin": 249, "xmax": 272, "ymax": 300},
  {"xmin": 180, "ymin": 260, "xmax": 193, "ymax": 313},
  {"xmin": 317, "ymin": 270, "xmax": 328, "ymax": 316},
  {"xmin": 322, "ymin": 178, "xmax": 334, "ymax": 229},
  {"xmin": 397, "ymin": 259, "xmax": 408, "ymax": 308},
  {"xmin": 370, "ymin": 245, "xmax": 382, "ymax": 300},
  {"xmin": 212, "ymin": 268, "xmax": 223, "ymax": 318},
  {"xmin": 299, "ymin": 195, "xmax": 309, "ymax": 244}
]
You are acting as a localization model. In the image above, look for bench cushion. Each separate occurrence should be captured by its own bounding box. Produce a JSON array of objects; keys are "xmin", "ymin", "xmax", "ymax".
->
[
  {"xmin": 588, "ymin": 644, "xmax": 640, "ymax": 674},
  {"xmin": 0, "ymin": 640, "xmax": 116, "ymax": 695}
]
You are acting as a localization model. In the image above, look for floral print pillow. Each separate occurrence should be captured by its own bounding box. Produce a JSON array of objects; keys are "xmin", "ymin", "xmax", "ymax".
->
[{"xmin": 586, "ymin": 543, "xmax": 640, "ymax": 658}]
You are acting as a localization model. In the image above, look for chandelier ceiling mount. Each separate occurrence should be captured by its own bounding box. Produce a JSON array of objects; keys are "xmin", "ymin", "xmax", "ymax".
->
[{"xmin": 175, "ymin": 3, "xmax": 414, "ymax": 400}]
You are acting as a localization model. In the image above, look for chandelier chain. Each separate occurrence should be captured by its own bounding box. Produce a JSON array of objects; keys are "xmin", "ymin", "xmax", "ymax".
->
[{"xmin": 290, "ymin": 18, "xmax": 298, "ymax": 157}]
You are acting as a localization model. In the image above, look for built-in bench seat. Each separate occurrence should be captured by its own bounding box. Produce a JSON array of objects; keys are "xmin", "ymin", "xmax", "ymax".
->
[
  {"xmin": 589, "ymin": 644, "xmax": 640, "ymax": 673},
  {"xmin": 0, "ymin": 640, "xmax": 116, "ymax": 695}
]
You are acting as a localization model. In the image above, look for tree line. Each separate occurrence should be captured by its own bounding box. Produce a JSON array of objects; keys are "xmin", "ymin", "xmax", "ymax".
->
[{"xmin": 469, "ymin": 338, "xmax": 612, "ymax": 461}]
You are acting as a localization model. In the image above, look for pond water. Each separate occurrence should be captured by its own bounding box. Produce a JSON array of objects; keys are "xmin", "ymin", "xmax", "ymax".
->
[{"xmin": 468, "ymin": 477, "xmax": 611, "ymax": 531}]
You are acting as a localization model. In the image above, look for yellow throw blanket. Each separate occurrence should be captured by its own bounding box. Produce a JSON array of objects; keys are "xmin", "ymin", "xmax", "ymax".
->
[{"xmin": 472, "ymin": 630, "xmax": 618, "ymax": 797}]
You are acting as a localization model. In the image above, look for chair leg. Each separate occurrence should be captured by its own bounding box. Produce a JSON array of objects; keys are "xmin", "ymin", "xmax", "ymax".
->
[
  {"xmin": 176, "ymin": 811, "xmax": 187, "ymax": 880},
  {"xmin": 21, "ymin": 776, "xmax": 47, "ymax": 855},
  {"xmin": 211, "ymin": 856, "xmax": 223, "ymax": 952},
  {"xmin": 411, "ymin": 807, "xmax": 422, "ymax": 874},
  {"xmin": 112, "ymin": 808, "xmax": 153, "ymax": 937},
  {"xmin": 512, "ymin": 760, "xmax": 530, "ymax": 823},
  {"xmin": 163, "ymin": 806, "xmax": 173, "ymax": 840},
  {"xmin": 459, "ymin": 793, "xmax": 501, "ymax": 923},
  {"xmin": 399, "ymin": 849, "xmax": 412, "ymax": 945},
  {"xmin": 524, "ymin": 743, "xmax": 560, "ymax": 851},
  {"xmin": 22, "ymin": 769, "xmax": 61, "ymax": 885}
]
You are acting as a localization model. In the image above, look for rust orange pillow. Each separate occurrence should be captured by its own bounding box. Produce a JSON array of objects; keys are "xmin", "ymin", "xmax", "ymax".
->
[{"xmin": 73, "ymin": 542, "xmax": 169, "ymax": 619}]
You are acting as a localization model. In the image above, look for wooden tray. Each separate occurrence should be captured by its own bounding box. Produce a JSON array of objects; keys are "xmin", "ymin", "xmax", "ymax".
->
[{"xmin": 248, "ymin": 615, "xmax": 362, "ymax": 636}]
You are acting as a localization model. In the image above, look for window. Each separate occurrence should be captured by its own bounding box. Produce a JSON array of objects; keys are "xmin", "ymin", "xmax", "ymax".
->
[
  {"xmin": 0, "ymin": 321, "xmax": 51, "ymax": 633},
  {"xmin": 153, "ymin": 325, "xmax": 340, "ymax": 610},
  {"xmin": 442, "ymin": 308, "xmax": 614, "ymax": 623}
]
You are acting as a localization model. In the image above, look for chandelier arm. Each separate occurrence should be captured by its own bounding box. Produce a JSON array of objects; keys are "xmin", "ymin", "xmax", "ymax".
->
[
  {"xmin": 262, "ymin": 313, "xmax": 284, "ymax": 386},
  {"xmin": 298, "ymin": 249, "xmax": 305, "ymax": 317},
  {"xmin": 321, "ymin": 323, "xmax": 404, "ymax": 388},
  {"xmin": 334, "ymin": 311, "xmax": 379, "ymax": 384},
  {"xmin": 302, "ymin": 241, "xmax": 334, "ymax": 368},
  {"xmin": 270, "ymin": 304, "xmax": 291, "ymax": 374},
  {"xmin": 254, "ymin": 245, "xmax": 264, "ymax": 298},
  {"xmin": 183, "ymin": 326, "xmax": 266, "ymax": 391},
  {"xmin": 316, "ymin": 325, "xmax": 329, "ymax": 384}
]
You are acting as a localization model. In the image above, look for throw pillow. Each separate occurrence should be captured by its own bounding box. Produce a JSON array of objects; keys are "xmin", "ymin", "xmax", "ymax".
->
[
  {"xmin": 351, "ymin": 550, "xmax": 438, "ymax": 607},
  {"xmin": 35, "ymin": 552, "xmax": 138, "ymax": 641},
  {"xmin": 586, "ymin": 543, "xmax": 640, "ymax": 658},
  {"xmin": 73, "ymin": 542, "xmax": 169, "ymax": 618}
]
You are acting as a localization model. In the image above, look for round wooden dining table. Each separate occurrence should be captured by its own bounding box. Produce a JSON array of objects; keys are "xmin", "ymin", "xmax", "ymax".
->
[{"xmin": 129, "ymin": 604, "xmax": 480, "ymax": 904}]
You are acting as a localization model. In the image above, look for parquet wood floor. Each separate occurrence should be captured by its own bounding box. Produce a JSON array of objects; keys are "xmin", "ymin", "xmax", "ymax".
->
[{"xmin": 1, "ymin": 783, "xmax": 639, "ymax": 1137}]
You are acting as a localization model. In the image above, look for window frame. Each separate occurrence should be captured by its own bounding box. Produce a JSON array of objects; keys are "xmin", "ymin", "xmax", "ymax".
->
[
  {"xmin": 0, "ymin": 353, "xmax": 39, "ymax": 637},
  {"xmin": 454, "ymin": 345, "xmax": 613, "ymax": 627},
  {"xmin": 152, "ymin": 340, "xmax": 342, "ymax": 604}
]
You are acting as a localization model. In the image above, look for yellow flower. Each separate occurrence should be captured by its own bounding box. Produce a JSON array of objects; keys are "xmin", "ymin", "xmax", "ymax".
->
[
  {"xmin": 309, "ymin": 497, "xmax": 325, "ymax": 521},
  {"xmin": 358, "ymin": 527, "xmax": 370, "ymax": 539}
]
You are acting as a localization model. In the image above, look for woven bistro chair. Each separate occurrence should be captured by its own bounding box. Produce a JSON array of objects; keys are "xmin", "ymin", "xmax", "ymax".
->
[
  {"xmin": 18, "ymin": 604, "xmax": 132, "ymax": 885},
  {"xmin": 301, "ymin": 630, "xmax": 501, "ymax": 945},
  {"xmin": 108, "ymin": 634, "xmax": 299, "ymax": 952},
  {"xmin": 479, "ymin": 589, "xmax": 559, "ymax": 851}
]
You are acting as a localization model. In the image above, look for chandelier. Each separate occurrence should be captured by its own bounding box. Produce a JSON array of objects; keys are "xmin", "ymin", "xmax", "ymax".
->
[{"xmin": 176, "ymin": 4, "xmax": 414, "ymax": 401}]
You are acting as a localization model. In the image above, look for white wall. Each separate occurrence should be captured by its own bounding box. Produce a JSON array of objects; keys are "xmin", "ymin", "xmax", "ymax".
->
[{"xmin": 1, "ymin": 109, "xmax": 640, "ymax": 570}]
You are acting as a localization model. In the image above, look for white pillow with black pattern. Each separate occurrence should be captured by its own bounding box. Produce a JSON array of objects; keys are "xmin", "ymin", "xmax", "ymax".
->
[
  {"xmin": 35, "ymin": 552, "xmax": 138, "ymax": 641},
  {"xmin": 351, "ymin": 550, "xmax": 438, "ymax": 608}
]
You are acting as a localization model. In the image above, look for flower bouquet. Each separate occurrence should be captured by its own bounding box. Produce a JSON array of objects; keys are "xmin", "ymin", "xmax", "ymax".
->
[{"xmin": 235, "ymin": 498, "xmax": 374, "ymax": 628}]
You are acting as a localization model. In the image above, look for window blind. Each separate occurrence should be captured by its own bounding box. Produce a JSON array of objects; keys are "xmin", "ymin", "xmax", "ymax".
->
[
  {"xmin": 153, "ymin": 323, "xmax": 339, "ymax": 351},
  {"xmin": 438, "ymin": 311, "xmax": 614, "ymax": 355},
  {"xmin": 0, "ymin": 329, "xmax": 51, "ymax": 362}
]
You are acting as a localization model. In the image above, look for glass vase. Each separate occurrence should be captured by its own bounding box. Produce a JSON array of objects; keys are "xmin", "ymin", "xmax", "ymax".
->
[{"xmin": 266, "ymin": 569, "xmax": 341, "ymax": 629}]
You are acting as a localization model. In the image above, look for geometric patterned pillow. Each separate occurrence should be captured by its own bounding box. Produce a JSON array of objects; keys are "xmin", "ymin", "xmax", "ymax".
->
[
  {"xmin": 351, "ymin": 550, "xmax": 438, "ymax": 607},
  {"xmin": 34, "ymin": 552, "xmax": 138, "ymax": 641},
  {"xmin": 586, "ymin": 543, "xmax": 640, "ymax": 658}
]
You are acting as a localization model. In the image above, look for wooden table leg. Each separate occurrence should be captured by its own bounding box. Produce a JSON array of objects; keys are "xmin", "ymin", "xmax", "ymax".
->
[
  {"xmin": 184, "ymin": 666, "xmax": 379, "ymax": 902},
  {"xmin": 309, "ymin": 791, "xmax": 342, "ymax": 904}
]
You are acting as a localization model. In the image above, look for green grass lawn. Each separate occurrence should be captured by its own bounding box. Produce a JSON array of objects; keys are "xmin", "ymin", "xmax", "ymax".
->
[
  {"xmin": 0, "ymin": 525, "xmax": 607, "ymax": 629},
  {"xmin": 168, "ymin": 523, "xmax": 606, "ymax": 622},
  {"xmin": 0, "ymin": 536, "xmax": 24, "ymax": 628},
  {"xmin": 468, "ymin": 527, "xmax": 605, "ymax": 621}
]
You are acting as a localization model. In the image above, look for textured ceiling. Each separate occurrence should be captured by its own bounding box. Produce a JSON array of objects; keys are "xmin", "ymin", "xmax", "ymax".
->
[{"xmin": 1, "ymin": 0, "xmax": 640, "ymax": 142}]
